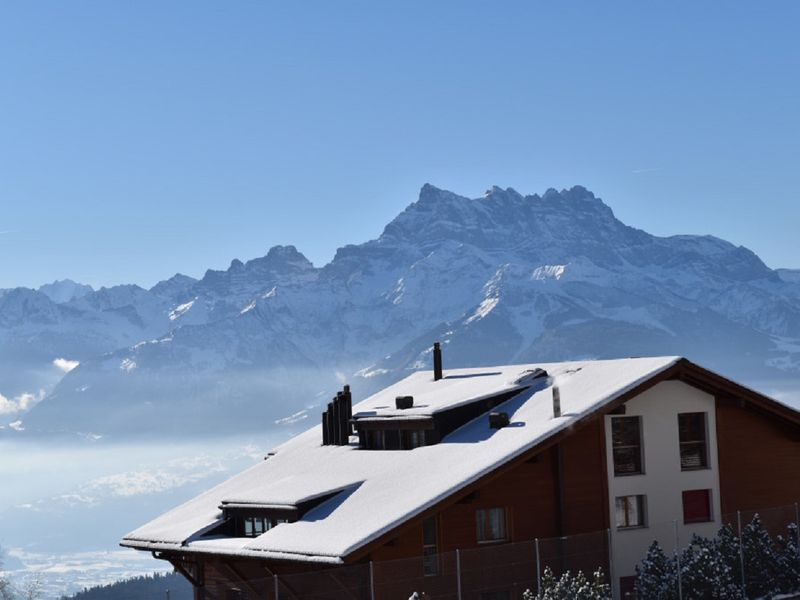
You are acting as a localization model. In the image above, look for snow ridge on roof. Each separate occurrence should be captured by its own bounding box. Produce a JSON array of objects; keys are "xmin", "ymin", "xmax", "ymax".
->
[{"xmin": 122, "ymin": 356, "xmax": 681, "ymax": 561}]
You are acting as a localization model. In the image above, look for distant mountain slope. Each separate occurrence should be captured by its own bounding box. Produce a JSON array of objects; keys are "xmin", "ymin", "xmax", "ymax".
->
[
  {"xmin": 4, "ymin": 184, "xmax": 799, "ymax": 435},
  {"xmin": 61, "ymin": 572, "xmax": 191, "ymax": 600}
]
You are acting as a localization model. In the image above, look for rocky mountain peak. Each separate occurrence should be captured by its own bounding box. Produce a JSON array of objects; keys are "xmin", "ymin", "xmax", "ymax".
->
[{"xmin": 38, "ymin": 279, "xmax": 94, "ymax": 304}]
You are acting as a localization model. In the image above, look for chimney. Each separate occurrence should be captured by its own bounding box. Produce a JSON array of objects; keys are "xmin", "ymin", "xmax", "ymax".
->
[
  {"xmin": 331, "ymin": 396, "xmax": 341, "ymax": 445},
  {"xmin": 321, "ymin": 409, "xmax": 330, "ymax": 445},
  {"xmin": 395, "ymin": 395, "xmax": 414, "ymax": 410},
  {"xmin": 553, "ymin": 386, "xmax": 561, "ymax": 418},
  {"xmin": 337, "ymin": 390, "xmax": 349, "ymax": 445},
  {"xmin": 343, "ymin": 385, "xmax": 353, "ymax": 436},
  {"xmin": 433, "ymin": 342, "xmax": 443, "ymax": 381},
  {"xmin": 489, "ymin": 412, "xmax": 510, "ymax": 429},
  {"xmin": 325, "ymin": 401, "xmax": 334, "ymax": 445}
]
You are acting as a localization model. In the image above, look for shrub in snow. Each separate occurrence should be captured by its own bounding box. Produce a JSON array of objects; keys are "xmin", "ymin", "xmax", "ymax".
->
[
  {"xmin": 678, "ymin": 534, "xmax": 743, "ymax": 600},
  {"xmin": 635, "ymin": 541, "xmax": 678, "ymax": 600},
  {"xmin": 634, "ymin": 516, "xmax": 800, "ymax": 599},
  {"xmin": 715, "ymin": 524, "xmax": 743, "ymax": 587},
  {"xmin": 741, "ymin": 514, "xmax": 780, "ymax": 599},
  {"xmin": 525, "ymin": 566, "xmax": 610, "ymax": 600},
  {"xmin": 776, "ymin": 523, "xmax": 800, "ymax": 595}
]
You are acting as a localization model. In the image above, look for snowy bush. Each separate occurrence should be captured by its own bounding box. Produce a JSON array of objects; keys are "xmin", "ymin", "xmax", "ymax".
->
[
  {"xmin": 522, "ymin": 566, "xmax": 610, "ymax": 600},
  {"xmin": 635, "ymin": 541, "xmax": 678, "ymax": 600},
  {"xmin": 741, "ymin": 514, "xmax": 780, "ymax": 599},
  {"xmin": 678, "ymin": 534, "xmax": 742, "ymax": 599},
  {"xmin": 776, "ymin": 523, "xmax": 800, "ymax": 594},
  {"xmin": 634, "ymin": 515, "xmax": 800, "ymax": 599}
]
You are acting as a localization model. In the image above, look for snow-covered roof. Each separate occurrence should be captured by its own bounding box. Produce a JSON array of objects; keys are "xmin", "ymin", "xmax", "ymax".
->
[{"xmin": 122, "ymin": 356, "xmax": 681, "ymax": 563}]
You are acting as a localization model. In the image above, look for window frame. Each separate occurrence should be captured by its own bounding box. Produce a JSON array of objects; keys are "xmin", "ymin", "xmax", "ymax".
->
[
  {"xmin": 476, "ymin": 507, "xmax": 508, "ymax": 543},
  {"xmin": 678, "ymin": 412, "xmax": 709, "ymax": 471},
  {"xmin": 615, "ymin": 494, "xmax": 647, "ymax": 530},
  {"xmin": 611, "ymin": 416, "xmax": 644, "ymax": 476},
  {"xmin": 422, "ymin": 516, "xmax": 440, "ymax": 576}
]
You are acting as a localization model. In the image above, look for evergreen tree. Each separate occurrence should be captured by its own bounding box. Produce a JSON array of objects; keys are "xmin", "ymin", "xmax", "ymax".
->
[
  {"xmin": 635, "ymin": 541, "xmax": 677, "ymax": 600},
  {"xmin": 678, "ymin": 534, "xmax": 742, "ymax": 600},
  {"xmin": 741, "ymin": 514, "xmax": 779, "ymax": 599},
  {"xmin": 776, "ymin": 523, "xmax": 800, "ymax": 595},
  {"xmin": 715, "ymin": 524, "xmax": 743, "ymax": 588},
  {"xmin": 533, "ymin": 566, "xmax": 610, "ymax": 600}
]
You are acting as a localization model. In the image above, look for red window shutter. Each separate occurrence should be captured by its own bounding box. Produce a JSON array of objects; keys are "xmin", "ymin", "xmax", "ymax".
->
[{"xmin": 682, "ymin": 489, "xmax": 712, "ymax": 523}]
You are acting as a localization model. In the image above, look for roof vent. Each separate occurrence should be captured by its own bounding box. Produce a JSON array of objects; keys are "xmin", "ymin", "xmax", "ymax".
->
[
  {"xmin": 514, "ymin": 368, "xmax": 548, "ymax": 385},
  {"xmin": 395, "ymin": 395, "xmax": 414, "ymax": 410},
  {"xmin": 552, "ymin": 386, "xmax": 561, "ymax": 418},
  {"xmin": 489, "ymin": 412, "xmax": 510, "ymax": 429}
]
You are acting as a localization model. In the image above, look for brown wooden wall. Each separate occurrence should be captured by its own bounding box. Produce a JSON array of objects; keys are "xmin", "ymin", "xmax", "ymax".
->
[
  {"xmin": 181, "ymin": 419, "xmax": 611, "ymax": 599},
  {"xmin": 368, "ymin": 417, "xmax": 608, "ymax": 562},
  {"xmin": 716, "ymin": 399, "xmax": 800, "ymax": 515}
]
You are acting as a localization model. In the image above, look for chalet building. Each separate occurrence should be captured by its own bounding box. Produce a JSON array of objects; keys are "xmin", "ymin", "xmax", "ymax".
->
[{"xmin": 122, "ymin": 348, "xmax": 800, "ymax": 599}]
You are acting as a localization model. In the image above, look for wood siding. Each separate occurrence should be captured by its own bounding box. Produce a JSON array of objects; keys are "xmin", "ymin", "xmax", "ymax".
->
[
  {"xmin": 368, "ymin": 418, "xmax": 608, "ymax": 562},
  {"xmin": 716, "ymin": 398, "xmax": 800, "ymax": 515}
]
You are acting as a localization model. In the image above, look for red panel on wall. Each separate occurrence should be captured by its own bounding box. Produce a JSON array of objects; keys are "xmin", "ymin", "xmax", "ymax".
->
[{"xmin": 682, "ymin": 489, "xmax": 712, "ymax": 523}]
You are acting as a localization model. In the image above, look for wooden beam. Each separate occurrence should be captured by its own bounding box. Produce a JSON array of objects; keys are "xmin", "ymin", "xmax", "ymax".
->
[
  {"xmin": 327, "ymin": 570, "xmax": 361, "ymax": 600},
  {"xmin": 219, "ymin": 561, "xmax": 264, "ymax": 599},
  {"xmin": 168, "ymin": 558, "xmax": 201, "ymax": 588},
  {"xmin": 262, "ymin": 566, "xmax": 302, "ymax": 600}
]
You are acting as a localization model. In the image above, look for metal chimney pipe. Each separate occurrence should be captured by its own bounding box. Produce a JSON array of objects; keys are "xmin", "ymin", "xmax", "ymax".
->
[
  {"xmin": 433, "ymin": 342, "xmax": 443, "ymax": 381},
  {"xmin": 343, "ymin": 385, "xmax": 353, "ymax": 436},
  {"xmin": 331, "ymin": 396, "xmax": 341, "ymax": 445},
  {"xmin": 321, "ymin": 410, "xmax": 330, "ymax": 445},
  {"xmin": 553, "ymin": 386, "xmax": 561, "ymax": 418},
  {"xmin": 326, "ymin": 401, "xmax": 334, "ymax": 445},
  {"xmin": 337, "ymin": 391, "xmax": 348, "ymax": 445}
]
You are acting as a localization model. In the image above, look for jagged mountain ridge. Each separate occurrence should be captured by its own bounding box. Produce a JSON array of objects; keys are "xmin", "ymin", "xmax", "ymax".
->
[{"xmin": 4, "ymin": 184, "xmax": 799, "ymax": 435}]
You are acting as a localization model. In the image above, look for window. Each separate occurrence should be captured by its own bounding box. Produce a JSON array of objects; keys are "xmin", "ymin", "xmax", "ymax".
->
[
  {"xmin": 365, "ymin": 430, "xmax": 384, "ymax": 450},
  {"xmin": 243, "ymin": 516, "xmax": 271, "ymax": 537},
  {"xmin": 678, "ymin": 413, "xmax": 708, "ymax": 470},
  {"xmin": 619, "ymin": 576, "xmax": 636, "ymax": 599},
  {"xmin": 240, "ymin": 515, "xmax": 290, "ymax": 537},
  {"xmin": 403, "ymin": 430, "xmax": 427, "ymax": 449},
  {"xmin": 422, "ymin": 516, "xmax": 439, "ymax": 576},
  {"xmin": 611, "ymin": 416, "xmax": 643, "ymax": 475},
  {"xmin": 364, "ymin": 429, "xmax": 428, "ymax": 450},
  {"xmin": 476, "ymin": 507, "xmax": 507, "ymax": 542},
  {"xmin": 615, "ymin": 495, "xmax": 646, "ymax": 529},
  {"xmin": 682, "ymin": 489, "xmax": 712, "ymax": 523}
]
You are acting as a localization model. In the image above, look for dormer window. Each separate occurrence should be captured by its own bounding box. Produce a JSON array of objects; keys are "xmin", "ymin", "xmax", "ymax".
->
[
  {"xmin": 363, "ymin": 428, "xmax": 430, "ymax": 450},
  {"xmin": 219, "ymin": 506, "xmax": 298, "ymax": 538},
  {"xmin": 240, "ymin": 516, "xmax": 292, "ymax": 537},
  {"xmin": 234, "ymin": 512, "xmax": 293, "ymax": 537}
]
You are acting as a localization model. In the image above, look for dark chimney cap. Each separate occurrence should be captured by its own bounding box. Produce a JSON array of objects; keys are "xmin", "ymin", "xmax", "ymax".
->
[
  {"xmin": 489, "ymin": 412, "xmax": 510, "ymax": 429},
  {"xmin": 395, "ymin": 395, "xmax": 414, "ymax": 410}
]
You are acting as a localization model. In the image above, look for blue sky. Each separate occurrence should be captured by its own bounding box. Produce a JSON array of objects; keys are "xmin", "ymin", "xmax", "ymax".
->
[{"xmin": 1, "ymin": 2, "xmax": 798, "ymax": 289}]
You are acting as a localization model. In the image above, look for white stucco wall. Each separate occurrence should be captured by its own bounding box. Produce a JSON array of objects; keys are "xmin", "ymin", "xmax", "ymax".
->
[{"xmin": 604, "ymin": 380, "xmax": 721, "ymax": 596}]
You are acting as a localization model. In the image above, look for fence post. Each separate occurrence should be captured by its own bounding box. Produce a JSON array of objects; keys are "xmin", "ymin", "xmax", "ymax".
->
[
  {"xmin": 737, "ymin": 510, "xmax": 746, "ymax": 592},
  {"xmin": 606, "ymin": 528, "xmax": 616, "ymax": 600},
  {"xmin": 535, "ymin": 538, "xmax": 541, "ymax": 594},
  {"xmin": 370, "ymin": 560, "xmax": 375, "ymax": 600},
  {"xmin": 273, "ymin": 574, "xmax": 278, "ymax": 600},
  {"xmin": 456, "ymin": 549, "xmax": 463, "ymax": 600},
  {"xmin": 794, "ymin": 502, "xmax": 800, "ymax": 584},
  {"xmin": 674, "ymin": 520, "xmax": 683, "ymax": 600}
]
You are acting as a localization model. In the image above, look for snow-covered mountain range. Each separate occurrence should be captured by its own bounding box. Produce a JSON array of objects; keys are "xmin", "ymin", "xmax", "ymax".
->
[{"xmin": 3, "ymin": 184, "xmax": 799, "ymax": 436}]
